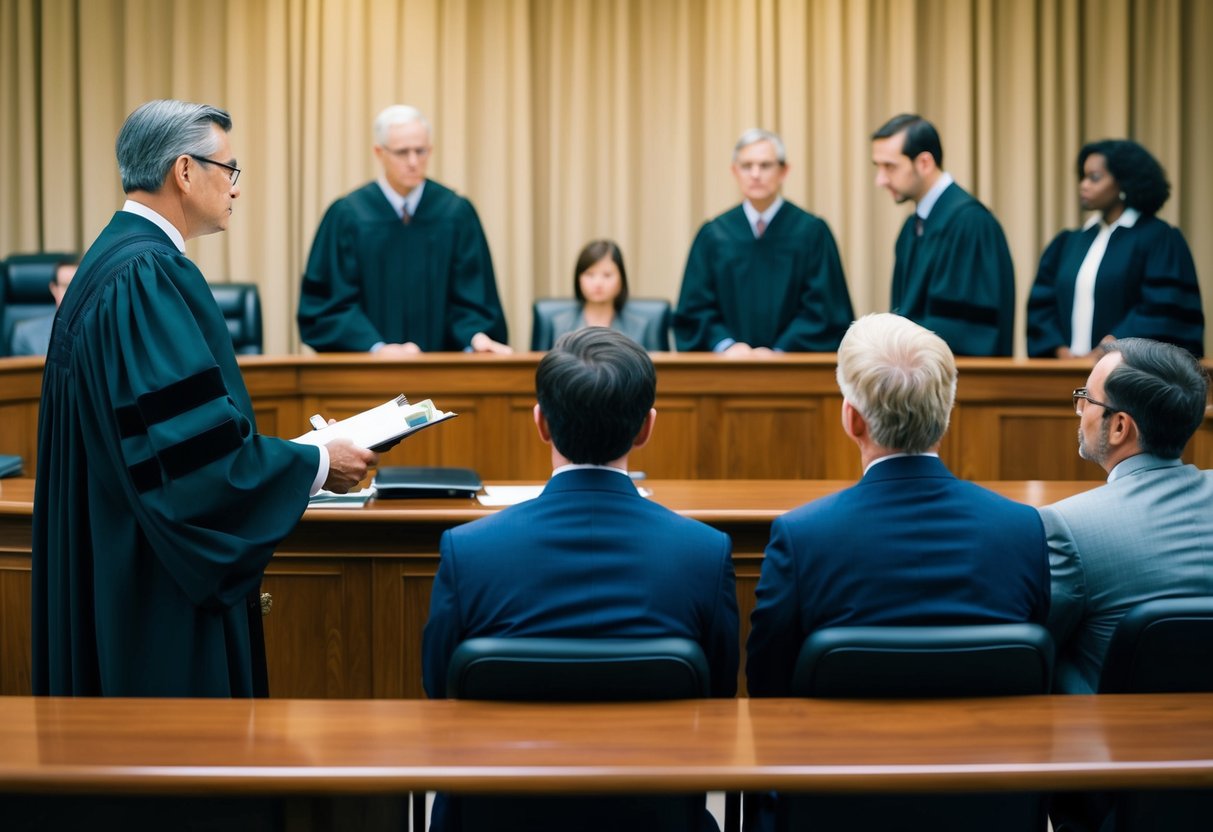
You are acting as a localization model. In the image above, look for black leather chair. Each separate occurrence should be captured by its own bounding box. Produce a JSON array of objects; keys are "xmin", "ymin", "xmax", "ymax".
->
[
  {"xmin": 780, "ymin": 624, "xmax": 1055, "ymax": 832},
  {"xmin": 438, "ymin": 637, "xmax": 724, "ymax": 832},
  {"xmin": 1, "ymin": 252, "xmax": 74, "ymax": 356},
  {"xmin": 530, "ymin": 297, "xmax": 672, "ymax": 351},
  {"xmin": 1093, "ymin": 597, "xmax": 1213, "ymax": 831},
  {"xmin": 208, "ymin": 283, "xmax": 263, "ymax": 355}
]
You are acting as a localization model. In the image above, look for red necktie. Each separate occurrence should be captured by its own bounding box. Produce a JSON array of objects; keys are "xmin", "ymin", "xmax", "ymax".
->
[{"xmin": 756, "ymin": 218, "xmax": 766, "ymax": 238}]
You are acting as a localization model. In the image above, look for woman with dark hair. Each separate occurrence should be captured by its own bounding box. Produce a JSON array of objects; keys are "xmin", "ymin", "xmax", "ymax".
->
[
  {"xmin": 532, "ymin": 239, "xmax": 671, "ymax": 350},
  {"xmin": 1028, "ymin": 139, "xmax": 1204, "ymax": 358}
]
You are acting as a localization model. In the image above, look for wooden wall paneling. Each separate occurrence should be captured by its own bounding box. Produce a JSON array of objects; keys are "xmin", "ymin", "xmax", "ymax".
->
[
  {"xmin": 507, "ymin": 395, "xmax": 552, "ymax": 480},
  {"xmin": 720, "ymin": 397, "xmax": 822, "ymax": 478},
  {"xmin": 261, "ymin": 558, "xmax": 373, "ymax": 698},
  {"xmin": 634, "ymin": 395, "xmax": 700, "ymax": 479},
  {"xmin": 0, "ymin": 553, "xmax": 32, "ymax": 695},
  {"xmin": 370, "ymin": 557, "xmax": 440, "ymax": 700}
]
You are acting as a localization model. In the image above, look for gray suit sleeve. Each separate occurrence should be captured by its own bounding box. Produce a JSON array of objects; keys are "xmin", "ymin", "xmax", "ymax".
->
[{"xmin": 1039, "ymin": 505, "xmax": 1086, "ymax": 648}]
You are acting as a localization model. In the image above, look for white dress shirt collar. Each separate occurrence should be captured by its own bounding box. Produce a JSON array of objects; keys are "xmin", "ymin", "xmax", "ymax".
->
[
  {"xmin": 1082, "ymin": 206, "xmax": 1140, "ymax": 232},
  {"xmin": 743, "ymin": 196, "xmax": 784, "ymax": 237},
  {"xmin": 552, "ymin": 463, "xmax": 630, "ymax": 479},
  {"xmin": 864, "ymin": 451, "xmax": 940, "ymax": 475},
  {"xmin": 916, "ymin": 172, "xmax": 954, "ymax": 220},
  {"xmin": 121, "ymin": 200, "xmax": 185, "ymax": 252},
  {"xmin": 378, "ymin": 178, "xmax": 425, "ymax": 219}
]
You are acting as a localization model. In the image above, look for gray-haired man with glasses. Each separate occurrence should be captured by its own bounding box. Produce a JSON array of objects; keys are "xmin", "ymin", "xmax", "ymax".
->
[
  {"xmin": 33, "ymin": 99, "xmax": 376, "ymax": 699},
  {"xmin": 1043, "ymin": 338, "xmax": 1213, "ymax": 695}
]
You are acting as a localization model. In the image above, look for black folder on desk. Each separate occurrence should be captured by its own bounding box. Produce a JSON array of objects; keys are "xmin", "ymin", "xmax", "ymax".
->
[
  {"xmin": 372, "ymin": 466, "xmax": 483, "ymax": 499},
  {"xmin": 0, "ymin": 455, "xmax": 22, "ymax": 478}
]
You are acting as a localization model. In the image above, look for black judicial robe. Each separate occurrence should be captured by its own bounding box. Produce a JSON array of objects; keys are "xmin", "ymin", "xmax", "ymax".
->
[
  {"xmin": 673, "ymin": 202, "xmax": 854, "ymax": 351},
  {"xmin": 891, "ymin": 183, "xmax": 1015, "ymax": 356},
  {"xmin": 1026, "ymin": 215, "xmax": 1204, "ymax": 358},
  {"xmin": 298, "ymin": 180, "xmax": 507, "ymax": 351},
  {"xmin": 32, "ymin": 212, "xmax": 319, "ymax": 697}
]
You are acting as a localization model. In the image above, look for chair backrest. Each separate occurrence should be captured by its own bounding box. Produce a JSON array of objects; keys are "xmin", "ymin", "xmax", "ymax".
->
[
  {"xmin": 529, "ymin": 297, "xmax": 672, "ymax": 351},
  {"xmin": 786, "ymin": 624, "xmax": 1054, "ymax": 832},
  {"xmin": 208, "ymin": 282, "xmax": 263, "ymax": 355},
  {"xmin": 447, "ymin": 637, "xmax": 710, "ymax": 701},
  {"xmin": 792, "ymin": 623, "xmax": 1055, "ymax": 698},
  {"xmin": 443, "ymin": 637, "xmax": 713, "ymax": 832},
  {"xmin": 2, "ymin": 252, "xmax": 74, "ymax": 357},
  {"xmin": 1098, "ymin": 597, "xmax": 1213, "ymax": 694}
]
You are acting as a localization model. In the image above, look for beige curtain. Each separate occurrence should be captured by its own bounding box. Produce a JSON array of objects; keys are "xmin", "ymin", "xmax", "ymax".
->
[{"xmin": 3, "ymin": 0, "xmax": 1210, "ymax": 356}]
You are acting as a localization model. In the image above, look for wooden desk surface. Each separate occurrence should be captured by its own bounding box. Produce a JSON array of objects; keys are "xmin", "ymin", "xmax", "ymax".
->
[
  {"xmin": 1, "ymin": 695, "xmax": 1212, "ymax": 795},
  {"xmin": 0, "ymin": 477, "xmax": 1099, "ymax": 520}
]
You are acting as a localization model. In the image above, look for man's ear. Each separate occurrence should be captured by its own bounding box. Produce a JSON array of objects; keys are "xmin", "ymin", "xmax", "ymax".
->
[
  {"xmin": 1107, "ymin": 411, "xmax": 1140, "ymax": 451},
  {"xmin": 533, "ymin": 403, "xmax": 552, "ymax": 444},
  {"xmin": 171, "ymin": 155, "xmax": 194, "ymax": 194},
  {"xmin": 841, "ymin": 399, "xmax": 866, "ymax": 441},
  {"xmin": 632, "ymin": 408, "xmax": 657, "ymax": 449}
]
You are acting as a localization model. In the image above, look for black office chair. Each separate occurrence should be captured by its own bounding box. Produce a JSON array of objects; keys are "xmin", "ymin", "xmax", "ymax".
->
[
  {"xmin": 530, "ymin": 298, "xmax": 672, "ymax": 351},
  {"xmin": 437, "ymin": 637, "xmax": 722, "ymax": 832},
  {"xmin": 1095, "ymin": 597, "xmax": 1213, "ymax": 832},
  {"xmin": 781, "ymin": 624, "xmax": 1055, "ymax": 832},
  {"xmin": 1, "ymin": 252, "xmax": 74, "ymax": 356},
  {"xmin": 208, "ymin": 282, "xmax": 263, "ymax": 355}
]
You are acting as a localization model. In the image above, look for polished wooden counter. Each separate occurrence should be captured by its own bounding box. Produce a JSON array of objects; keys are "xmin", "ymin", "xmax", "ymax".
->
[
  {"xmin": 4, "ymin": 353, "xmax": 1210, "ymax": 483},
  {"xmin": 2, "ymin": 694, "xmax": 1212, "ymax": 795},
  {"xmin": 1, "ymin": 478, "xmax": 1098, "ymax": 699}
]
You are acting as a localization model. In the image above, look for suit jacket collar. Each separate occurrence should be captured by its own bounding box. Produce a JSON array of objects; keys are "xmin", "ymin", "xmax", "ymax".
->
[
  {"xmin": 859, "ymin": 454, "xmax": 955, "ymax": 484},
  {"xmin": 541, "ymin": 467, "xmax": 638, "ymax": 497},
  {"xmin": 1107, "ymin": 453, "xmax": 1183, "ymax": 483}
]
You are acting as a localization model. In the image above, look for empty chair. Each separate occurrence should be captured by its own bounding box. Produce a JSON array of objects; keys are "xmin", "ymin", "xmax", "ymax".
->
[
  {"xmin": 530, "ymin": 297, "xmax": 672, "ymax": 351},
  {"xmin": 1094, "ymin": 597, "xmax": 1213, "ymax": 832},
  {"xmin": 781, "ymin": 624, "xmax": 1054, "ymax": 832},
  {"xmin": 438, "ymin": 636, "xmax": 723, "ymax": 832},
  {"xmin": 208, "ymin": 282, "xmax": 263, "ymax": 354}
]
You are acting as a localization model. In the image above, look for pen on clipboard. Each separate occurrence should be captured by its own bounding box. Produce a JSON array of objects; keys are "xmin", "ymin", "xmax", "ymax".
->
[{"xmin": 309, "ymin": 414, "xmax": 328, "ymax": 431}]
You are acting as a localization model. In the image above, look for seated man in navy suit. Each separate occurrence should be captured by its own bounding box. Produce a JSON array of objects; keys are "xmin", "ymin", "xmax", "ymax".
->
[
  {"xmin": 423, "ymin": 326, "xmax": 739, "ymax": 831},
  {"xmin": 747, "ymin": 312, "xmax": 1050, "ymax": 696}
]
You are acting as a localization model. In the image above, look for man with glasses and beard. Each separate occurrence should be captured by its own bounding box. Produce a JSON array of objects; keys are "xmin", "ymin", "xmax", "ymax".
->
[{"xmin": 1043, "ymin": 337, "xmax": 1213, "ymax": 695}]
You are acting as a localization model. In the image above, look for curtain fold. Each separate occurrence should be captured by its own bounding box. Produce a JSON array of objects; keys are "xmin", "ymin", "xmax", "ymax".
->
[{"xmin": 2, "ymin": 0, "xmax": 1209, "ymax": 357}]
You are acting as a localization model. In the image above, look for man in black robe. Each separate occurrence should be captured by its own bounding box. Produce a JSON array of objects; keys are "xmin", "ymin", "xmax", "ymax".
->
[
  {"xmin": 674, "ymin": 128, "xmax": 854, "ymax": 353},
  {"xmin": 32, "ymin": 100, "xmax": 376, "ymax": 698},
  {"xmin": 872, "ymin": 114, "xmax": 1015, "ymax": 356},
  {"xmin": 298, "ymin": 105, "xmax": 511, "ymax": 355}
]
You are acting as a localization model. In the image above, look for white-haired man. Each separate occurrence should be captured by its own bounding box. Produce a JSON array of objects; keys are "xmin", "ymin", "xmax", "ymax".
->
[
  {"xmin": 747, "ymin": 313, "xmax": 1049, "ymax": 695},
  {"xmin": 299, "ymin": 104, "xmax": 510, "ymax": 354},
  {"xmin": 673, "ymin": 128, "xmax": 853, "ymax": 353}
]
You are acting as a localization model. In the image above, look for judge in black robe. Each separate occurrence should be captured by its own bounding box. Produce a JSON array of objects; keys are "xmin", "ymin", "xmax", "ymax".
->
[
  {"xmin": 298, "ymin": 106, "xmax": 508, "ymax": 353},
  {"xmin": 1027, "ymin": 139, "xmax": 1204, "ymax": 358},
  {"xmin": 32, "ymin": 100, "xmax": 373, "ymax": 698},
  {"xmin": 888, "ymin": 182, "xmax": 1015, "ymax": 356},
  {"xmin": 873, "ymin": 114, "xmax": 1015, "ymax": 357},
  {"xmin": 674, "ymin": 129, "xmax": 854, "ymax": 352},
  {"xmin": 299, "ymin": 180, "xmax": 508, "ymax": 351}
]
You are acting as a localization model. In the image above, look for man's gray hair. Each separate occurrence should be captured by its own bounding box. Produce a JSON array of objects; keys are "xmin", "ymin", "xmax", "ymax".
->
[
  {"xmin": 373, "ymin": 105, "xmax": 432, "ymax": 146},
  {"xmin": 116, "ymin": 100, "xmax": 232, "ymax": 193},
  {"xmin": 836, "ymin": 313, "xmax": 957, "ymax": 453},
  {"xmin": 733, "ymin": 128, "xmax": 786, "ymax": 164}
]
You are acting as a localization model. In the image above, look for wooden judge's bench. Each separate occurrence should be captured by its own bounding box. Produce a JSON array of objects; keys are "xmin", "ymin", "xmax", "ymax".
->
[{"xmin": 1, "ymin": 353, "xmax": 1211, "ymax": 698}]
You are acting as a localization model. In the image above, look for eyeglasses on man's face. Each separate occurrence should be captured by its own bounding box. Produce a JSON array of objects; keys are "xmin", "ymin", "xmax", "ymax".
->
[
  {"xmin": 1072, "ymin": 387, "xmax": 1121, "ymax": 417},
  {"xmin": 380, "ymin": 145, "xmax": 430, "ymax": 161},
  {"xmin": 189, "ymin": 154, "xmax": 241, "ymax": 186}
]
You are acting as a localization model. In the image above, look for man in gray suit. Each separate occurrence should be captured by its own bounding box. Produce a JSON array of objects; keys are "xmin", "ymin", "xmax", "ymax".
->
[
  {"xmin": 1042, "ymin": 337, "xmax": 1212, "ymax": 695},
  {"xmin": 10, "ymin": 258, "xmax": 77, "ymax": 356}
]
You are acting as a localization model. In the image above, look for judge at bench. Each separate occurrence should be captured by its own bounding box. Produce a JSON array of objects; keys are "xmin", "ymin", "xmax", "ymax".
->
[
  {"xmin": 298, "ymin": 104, "xmax": 510, "ymax": 355},
  {"xmin": 32, "ymin": 99, "xmax": 375, "ymax": 698},
  {"xmin": 673, "ymin": 128, "xmax": 854, "ymax": 354},
  {"xmin": 871, "ymin": 114, "xmax": 1016, "ymax": 356}
]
